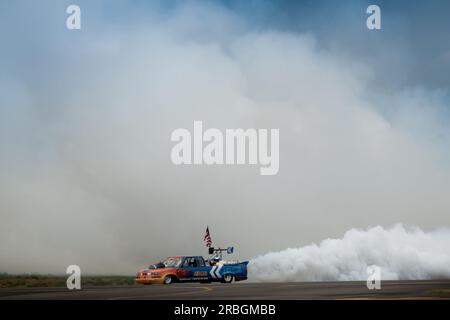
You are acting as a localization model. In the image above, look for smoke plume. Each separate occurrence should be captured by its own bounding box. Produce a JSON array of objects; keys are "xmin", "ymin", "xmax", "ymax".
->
[{"xmin": 249, "ymin": 225, "xmax": 450, "ymax": 281}]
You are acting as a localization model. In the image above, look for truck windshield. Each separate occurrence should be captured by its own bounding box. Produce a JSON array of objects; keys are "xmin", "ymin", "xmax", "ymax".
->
[{"xmin": 162, "ymin": 258, "xmax": 182, "ymax": 268}]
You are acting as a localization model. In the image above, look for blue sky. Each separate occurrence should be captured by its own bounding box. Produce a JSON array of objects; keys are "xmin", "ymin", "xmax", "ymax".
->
[{"xmin": 2, "ymin": 0, "xmax": 450, "ymax": 91}]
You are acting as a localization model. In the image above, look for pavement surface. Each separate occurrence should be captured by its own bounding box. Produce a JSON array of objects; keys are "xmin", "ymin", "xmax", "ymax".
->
[{"xmin": 1, "ymin": 280, "xmax": 450, "ymax": 300}]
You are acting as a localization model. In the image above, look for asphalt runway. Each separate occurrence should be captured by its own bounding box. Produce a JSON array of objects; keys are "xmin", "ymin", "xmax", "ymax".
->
[{"xmin": 1, "ymin": 280, "xmax": 450, "ymax": 300}]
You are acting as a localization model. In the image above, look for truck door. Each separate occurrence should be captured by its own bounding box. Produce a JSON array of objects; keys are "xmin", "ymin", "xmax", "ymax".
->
[{"xmin": 183, "ymin": 257, "xmax": 210, "ymax": 281}]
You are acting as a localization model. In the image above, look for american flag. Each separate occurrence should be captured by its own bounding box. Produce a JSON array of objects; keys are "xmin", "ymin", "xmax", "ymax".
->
[{"xmin": 203, "ymin": 226, "xmax": 212, "ymax": 247}]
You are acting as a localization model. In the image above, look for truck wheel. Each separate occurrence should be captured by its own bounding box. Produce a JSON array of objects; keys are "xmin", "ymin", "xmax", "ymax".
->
[
  {"xmin": 222, "ymin": 274, "xmax": 233, "ymax": 283},
  {"xmin": 163, "ymin": 275, "xmax": 173, "ymax": 285}
]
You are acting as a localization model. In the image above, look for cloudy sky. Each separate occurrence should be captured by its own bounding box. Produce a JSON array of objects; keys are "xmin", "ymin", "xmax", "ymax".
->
[{"xmin": 1, "ymin": 0, "xmax": 450, "ymax": 274}]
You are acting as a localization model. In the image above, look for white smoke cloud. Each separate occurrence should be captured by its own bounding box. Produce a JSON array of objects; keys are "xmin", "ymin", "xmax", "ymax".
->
[{"xmin": 249, "ymin": 225, "xmax": 450, "ymax": 281}]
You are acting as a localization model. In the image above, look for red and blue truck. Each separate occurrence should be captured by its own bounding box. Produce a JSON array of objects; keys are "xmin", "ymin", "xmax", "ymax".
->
[{"xmin": 135, "ymin": 248, "xmax": 248, "ymax": 285}]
